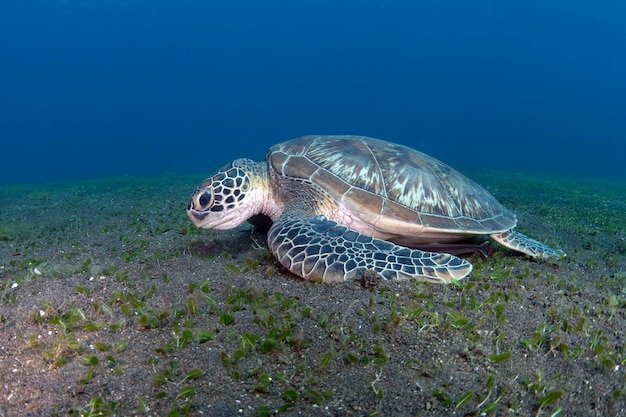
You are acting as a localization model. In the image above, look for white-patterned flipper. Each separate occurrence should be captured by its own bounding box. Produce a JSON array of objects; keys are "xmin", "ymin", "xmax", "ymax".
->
[
  {"xmin": 268, "ymin": 215, "xmax": 473, "ymax": 284},
  {"xmin": 490, "ymin": 230, "xmax": 565, "ymax": 259}
]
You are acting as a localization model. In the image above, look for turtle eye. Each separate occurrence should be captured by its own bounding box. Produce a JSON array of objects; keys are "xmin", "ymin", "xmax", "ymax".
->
[{"xmin": 198, "ymin": 189, "xmax": 214, "ymax": 208}]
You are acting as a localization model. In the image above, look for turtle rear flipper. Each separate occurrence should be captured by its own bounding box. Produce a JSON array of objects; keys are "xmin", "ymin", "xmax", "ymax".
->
[
  {"xmin": 268, "ymin": 215, "xmax": 473, "ymax": 284},
  {"xmin": 490, "ymin": 230, "xmax": 566, "ymax": 260}
]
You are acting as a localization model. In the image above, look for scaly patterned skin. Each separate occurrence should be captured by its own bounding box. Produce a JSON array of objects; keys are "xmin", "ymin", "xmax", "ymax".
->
[
  {"xmin": 187, "ymin": 159, "xmax": 282, "ymax": 230},
  {"xmin": 491, "ymin": 230, "xmax": 565, "ymax": 259},
  {"xmin": 268, "ymin": 214, "xmax": 472, "ymax": 283}
]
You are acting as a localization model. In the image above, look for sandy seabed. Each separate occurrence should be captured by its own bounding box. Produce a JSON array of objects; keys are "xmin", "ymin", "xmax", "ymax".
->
[{"xmin": 0, "ymin": 171, "xmax": 625, "ymax": 417}]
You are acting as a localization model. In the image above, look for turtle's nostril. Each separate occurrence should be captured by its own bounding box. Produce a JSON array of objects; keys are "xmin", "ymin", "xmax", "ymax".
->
[{"xmin": 199, "ymin": 190, "xmax": 212, "ymax": 208}]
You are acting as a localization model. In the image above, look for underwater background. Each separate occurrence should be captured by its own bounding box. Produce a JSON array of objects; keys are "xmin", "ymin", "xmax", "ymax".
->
[{"xmin": 1, "ymin": 0, "xmax": 625, "ymax": 186}]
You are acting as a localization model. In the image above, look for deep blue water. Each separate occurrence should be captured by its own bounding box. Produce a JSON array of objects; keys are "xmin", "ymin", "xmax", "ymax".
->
[{"xmin": 1, "ymin": 0, "xmax": 625, "ymax": 185}]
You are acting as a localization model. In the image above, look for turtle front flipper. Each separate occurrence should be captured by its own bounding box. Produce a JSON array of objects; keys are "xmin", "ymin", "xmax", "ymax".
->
[
  {"xmin": 490, "ymin": 230, "xmax": 566, "ymax": 259},
  {"xmin": 268, "ymin": 215, "xmax": 472, "ymax": 284}
]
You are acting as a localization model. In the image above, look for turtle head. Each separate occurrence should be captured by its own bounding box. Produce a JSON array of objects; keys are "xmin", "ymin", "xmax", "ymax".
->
[{"xmin": 187, "ymin": 158, "xmax": 269, "ymax": 230}]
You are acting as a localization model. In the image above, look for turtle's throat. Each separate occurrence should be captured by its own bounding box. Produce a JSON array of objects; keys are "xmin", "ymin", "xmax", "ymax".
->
[{"xmin": 256, "ymin": 163, "xmax": 285, "ymax": 222}]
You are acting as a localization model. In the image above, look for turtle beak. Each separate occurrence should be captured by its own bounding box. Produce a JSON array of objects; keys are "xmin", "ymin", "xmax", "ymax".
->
[
  {"xmin": 187, "ymin": 189, "xmax": 214, "ymax": 227},
  {"xmin": 187, "ymin": 206, "xmax": 209, "ymax": 223},
  {"xmin": 186, "ymin": 208, "xmax": 242, "ymax": 230},
  {"xmin": 186, "ymin": 193, "xmax": 245, "ymax": 229}
]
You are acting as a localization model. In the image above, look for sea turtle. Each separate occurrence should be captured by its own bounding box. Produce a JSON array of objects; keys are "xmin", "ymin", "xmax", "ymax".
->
[{"xmin": 187, "ymin": 135, "xmax": 565, "ymax": 284}]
